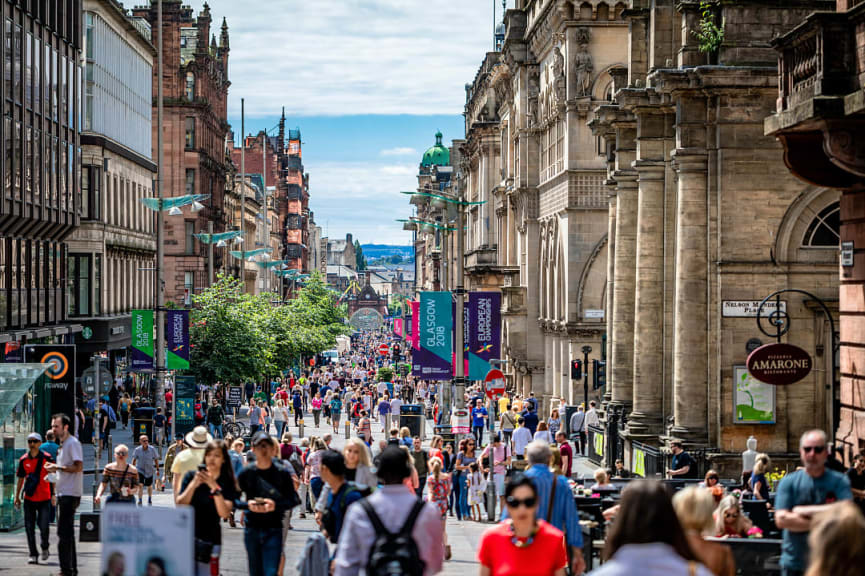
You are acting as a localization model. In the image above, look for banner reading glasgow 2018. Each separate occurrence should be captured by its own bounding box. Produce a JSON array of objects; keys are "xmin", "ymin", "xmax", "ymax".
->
[
  {"xmin": 415, "ymin": 292, "xmax": 453, "ymax": 380},
  {"xmin": 131, "ymin": 310, "xmax": 154, "ymax": 371},
  {"xmin": 166, "ymin": 310, "xmax": 190, "ymax": 370},
  {"xmin": 468, "ymin": 292, "xmax": 501, "ymax": 381}
]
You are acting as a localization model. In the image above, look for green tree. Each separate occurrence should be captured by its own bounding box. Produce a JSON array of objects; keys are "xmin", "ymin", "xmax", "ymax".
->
[{"xmin": 355, "ymin": 240, "xmax": 368, "ymax": 271}]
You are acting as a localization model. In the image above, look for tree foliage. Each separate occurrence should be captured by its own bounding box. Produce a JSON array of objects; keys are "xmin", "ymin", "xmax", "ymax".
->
[
  {"xmin": 354, "ymin": 240, "xmax": 368, "ymax": 271},
  {"xmin": 189, "ymin": 272, "xmax": 348, "ymax": 384}
]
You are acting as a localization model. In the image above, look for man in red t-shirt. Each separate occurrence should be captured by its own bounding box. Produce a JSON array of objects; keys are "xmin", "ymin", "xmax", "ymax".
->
[
  {"xmin": 15, "ymin": 432, "xmax": 53, "ymax": 564},
  {"xmin": 556, "ymin": 431, "xmax": 573, "ymax": 478}
]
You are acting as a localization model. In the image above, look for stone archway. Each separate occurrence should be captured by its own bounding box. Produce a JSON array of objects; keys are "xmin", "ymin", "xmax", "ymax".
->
[{"xmin": 349, "ymin": 308, "xmax": 384, "ymax": 332}]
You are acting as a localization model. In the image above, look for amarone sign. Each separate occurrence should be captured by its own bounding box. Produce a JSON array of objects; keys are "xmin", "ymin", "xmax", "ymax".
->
[{"xmin": 746, "ymin": 343, "xmax": 812, "ymax": 386}]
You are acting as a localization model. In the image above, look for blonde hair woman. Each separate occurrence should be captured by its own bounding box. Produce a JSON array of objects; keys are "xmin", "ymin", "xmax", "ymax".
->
[
  {"xmin": 273, "ymin": 399, "xmax": 288, "ymax": 440},
  {"xmin": 714, "ymin": 495, "xmax": 752, "ymax": 538},
  {"xmin": 313, "ymin": 437, "xmax": 376, "ymax": 515},
  {"xmin": 674, "ymin": 486, "xmax": 735, "ymax": 576},
  {"xmin": 749, "ymin": 453, "xmax": 771, "ymax": 501},
  {"xmin": 806, "ymin": 501, "xmax": 865, "ymax": 576},
  {"xmin": 399, "ymin": 426, "xmax": 412, "ymax": 447}
]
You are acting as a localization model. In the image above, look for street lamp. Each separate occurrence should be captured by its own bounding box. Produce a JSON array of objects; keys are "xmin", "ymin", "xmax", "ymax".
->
[{"xmin": 194, "ymin": 230, "xmax": 245, "ymax": 285}]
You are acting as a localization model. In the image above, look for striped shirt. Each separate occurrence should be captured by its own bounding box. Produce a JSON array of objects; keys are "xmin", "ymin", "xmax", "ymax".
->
[{"xmin": 503, "ymin": 464, "xmax": 583, "ymax": 549}]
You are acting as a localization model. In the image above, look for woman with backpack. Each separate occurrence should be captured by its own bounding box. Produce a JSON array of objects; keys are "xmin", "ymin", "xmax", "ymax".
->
[{"xmin": 425, "ymin": 458, "xmax": 452, "ymax": 560}]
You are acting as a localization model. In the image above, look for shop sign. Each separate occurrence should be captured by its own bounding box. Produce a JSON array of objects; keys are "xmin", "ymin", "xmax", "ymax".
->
[
  {"xmin": 722, "ymin": 300, "xmax": 786, "ymax": 318},
  {"xmin": 747, "ymin": 343, "xmax": 812, "ymax": 386}
]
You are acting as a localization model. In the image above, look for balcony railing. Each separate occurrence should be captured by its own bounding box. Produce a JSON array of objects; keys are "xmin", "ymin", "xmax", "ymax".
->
[
  {"xmin": 285, "ymin": 156, "xmax": 303, "ymax": 172},
  {"xmin": 286, "ymin": 213, "xmax": 303, "ymax": 230},
  {"xmin": 286, "ymin": 184, "xmax": 303, "ymax": 201}
]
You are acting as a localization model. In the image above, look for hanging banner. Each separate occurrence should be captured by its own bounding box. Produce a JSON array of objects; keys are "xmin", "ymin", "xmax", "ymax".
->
[
  {"xmin": 394, "ymin": 318, "xmax": 404, "ymax": 338},
  {"xmin": 415, "ymin": 292, "xmax": 453, "ymax": 380},
  {"xmin": 468, "ymin": 292, "xmax": 502, "ymax": 381},
  {"xmin": 166, "ymin": 310, "xmax": 190, "ymax": 370},
  {"xmin": 174, "ymin": 375, "xmax": 197, "ymax": 437},
  {"xmin": 24, "ymin": 344, "xmax": 76, "ymax": 429},
  {"xmin": 130, "ymin": 310, "xmax": 154, "ymax": 372},
  {"xmin": 410, "ymin": 300, "xmax": 422, "ymax": 377}
]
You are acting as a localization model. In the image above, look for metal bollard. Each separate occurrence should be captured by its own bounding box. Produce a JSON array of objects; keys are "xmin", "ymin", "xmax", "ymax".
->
[
  {"xmin": 299, "ymin": 419, "xmax": 304, "ymax": 438},
  {"xmin": 345, "ymin": 420, "xmax": 350, "ymax": 440}
]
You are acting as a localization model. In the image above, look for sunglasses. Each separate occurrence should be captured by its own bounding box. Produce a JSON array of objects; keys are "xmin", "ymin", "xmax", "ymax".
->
[
  {"xmin": 506, "ymin": 496, "xmax": 537, "ymax": 509},
  {"xmin": 115, "ymin": 451, "xmax": 128, "ymax": 456},
  {"xmin": 803, "ymin": 445, "xmax": 825, "ymax": 454},
  {"xmin": 27, "ymin": 439, "xmax": 40, "ymax": 444}
]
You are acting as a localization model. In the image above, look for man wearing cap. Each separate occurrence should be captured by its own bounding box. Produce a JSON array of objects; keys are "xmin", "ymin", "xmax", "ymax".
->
[
  {"xmin": 15, "ymin": 433, "xmax": 53, "ymax": 564},
  {"xmin": 162, "ymin": 433, "xmax": 186, "ymax": 490},
  {"xmin": 235, "ymin": 431, "xmax": 298, "ymax": 576},
  {"xmin": 171, "ymin": 426, "xmax": 212, "ymax": 499}
]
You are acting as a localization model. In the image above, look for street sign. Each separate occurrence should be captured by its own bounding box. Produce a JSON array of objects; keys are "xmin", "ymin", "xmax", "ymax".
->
[
  {"xmin": 378, "ymin": 344, "xmax": 389, "ymax": 356},
  {"xmin": 484, "ymin": 368, "xmax": 505, "ymax": 399},
  {"xmin": 226, "ymin": 386, "xmax": 243, "ymax": 410},
  {"xmin": 746, "ymin": 343, "xmax": 812, "ymax": 386},
  {"xmin": 451, "ymin": 408, "xmax": 470, "ymax": 434}
]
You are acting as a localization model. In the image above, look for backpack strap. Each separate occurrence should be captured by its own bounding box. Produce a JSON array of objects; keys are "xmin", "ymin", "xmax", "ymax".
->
[
  {"xmin": 361, "ymin": 499, "xmax": 390, "ymax": 536},
  {"xmin": 399, "ymin": 499, "xmax": 426, "ymax": 535}
]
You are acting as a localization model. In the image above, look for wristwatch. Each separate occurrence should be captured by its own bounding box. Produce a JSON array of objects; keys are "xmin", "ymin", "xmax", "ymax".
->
[{"xmin": 211, "ymin": 489, "xmax": 222, "ymax": 496}]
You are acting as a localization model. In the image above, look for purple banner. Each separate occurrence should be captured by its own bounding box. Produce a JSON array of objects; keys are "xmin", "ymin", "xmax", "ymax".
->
[
  {"xmin": 468, "ymin": 292, "xmax": 501, "ymax": 381},
  {"xmin": 413, "ymin": 292, "xmax": 453, "ymax": 381},
  {"xmin": 166, "ymin": 310, "xmax": 190, "ymax": 370}
]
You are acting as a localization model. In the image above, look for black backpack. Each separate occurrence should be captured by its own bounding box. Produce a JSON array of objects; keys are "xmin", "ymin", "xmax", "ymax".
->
[{"xmin": 361, "ymin": 499, "xmax": 425, "ymax": 576}]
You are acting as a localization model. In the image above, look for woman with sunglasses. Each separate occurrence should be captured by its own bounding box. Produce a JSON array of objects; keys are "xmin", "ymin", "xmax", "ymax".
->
[
  {"xmin": 477, "ymin": 474, "xmax": 567, "ymax": 576},
  {"xmin": 455, "ymin": 438, "xmax": 478, "ymax": 521},
  {"xmin": 95, "ymin": 444, "xmax": 138, "ymax": 505},
  {"xmin": 714, "ymin": 495, "xmax": 752, "ymax": 538}
]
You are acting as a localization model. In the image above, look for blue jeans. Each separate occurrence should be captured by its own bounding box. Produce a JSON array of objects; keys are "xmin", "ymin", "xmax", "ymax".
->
[
  {"xmin": 274, "ymin": 420, "xmax": 286, "ymax": 440},
  {"xmin": 310, "ymin": 477, "xmax": 324, "ymax": 501},
  {"xmin": 452, "ymin": 471, "xmax": 466, "ymax": 520},
  {"xmin": 209, "ymin": 423, "xmax": 223, "ymax": 439},
  {"xmin": 243, "ymin": 526, "xmax": 283, "ymax": 576}
]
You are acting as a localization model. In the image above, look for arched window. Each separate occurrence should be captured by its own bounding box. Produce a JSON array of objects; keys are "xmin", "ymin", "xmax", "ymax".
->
[
  {"xmin": 802, "ymin": 201, "xmax": 840, "ymax": 247},
  {"xmin": 185, "ymin": 72, "xmax": 195, "ymax": 102}
]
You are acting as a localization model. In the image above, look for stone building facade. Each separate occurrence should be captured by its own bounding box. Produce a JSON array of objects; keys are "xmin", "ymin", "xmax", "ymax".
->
[
  {"xmin": 765, "ymin": 0, "xmax": 865, "ymax": 463},
  {"xmin": 284, "ymin": 127, "xmax": 308, "ymax": 275},
  {"xmin": 69, "ymin": 0, "xmax": 157, "ymax": 372},
  {"xmin": 131, "ymin": 1, "xmax": 231, "ymax": 304},
  {"xmin": 486, "ymin": 1, "xmax": 628, "ymax": 411},
  {"xmin": 593, "ymin": 0, "xmax": 838, "ymax": 474}
]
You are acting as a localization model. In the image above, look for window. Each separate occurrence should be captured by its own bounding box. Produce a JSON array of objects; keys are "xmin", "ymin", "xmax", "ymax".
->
[
  {"xmin": 185, "ymin": 169, "xmax": 195, "ymax": 196},
  {"xmin": 67, "ymin": 253, "xmax": 91, "ymax": 317},
  {"xmin": 81, "ymin": 165, "xmax": 101, "ymax": 220},
  {"xmin": 185, "ymin": 117, "xmax": 195, "ymax": 149},
  {"xmin": 185, "ymin": 221, "xmax": 195, "ymax": 255},
  {"xmin": 94, "ymin": 254, "xmax": 101, "ymax": 315},
  {"xmin": 184, "ymin": 271, "xmax": 194, "ymax": 304},
  {"xmin": 803, "ymin": 202, "xmax": 841, "ymax": 248},
  {"xmin": 185, "ymin": 72, "xmax": 195, "ymax": 101}
]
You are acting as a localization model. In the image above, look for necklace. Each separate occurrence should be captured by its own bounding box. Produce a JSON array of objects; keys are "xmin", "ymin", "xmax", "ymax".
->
[{"xmin": 508, "ymin": 520, "xmax": 538, "ymax": 548}]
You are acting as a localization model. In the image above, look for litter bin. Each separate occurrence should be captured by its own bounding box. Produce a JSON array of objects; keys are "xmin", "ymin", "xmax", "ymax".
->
[
  {"xmin": 132, "ymin": 407, "xmax": 155, "ymax": 442},
  {"xmin": 399, "ymin": 404, "xmax": 424, "ymax": 439}
]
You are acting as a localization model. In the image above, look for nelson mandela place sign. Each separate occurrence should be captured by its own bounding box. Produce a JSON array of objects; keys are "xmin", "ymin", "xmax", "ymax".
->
[{"xmin": 746, "ymin": 342, "xmax": 812, "ymax": 386}]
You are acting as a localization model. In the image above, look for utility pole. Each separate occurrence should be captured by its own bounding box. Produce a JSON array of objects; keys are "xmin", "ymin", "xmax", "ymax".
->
[
  {"xmin": 156, "ymin": 0, "xmax": 167, "ymax": 417},
  {"xmin": 453, "ymin": 195, "xmax": 466, "ymax": 414},
  {"xmin": 207, "ymin": 220, "xmax": 214, "ymax": 286},
  {"xmin": 262, "ymin": 132, "xmax": 268, "ymax": 295},
  {"xmin": 240, "ymin": 98, "xmax": 245, "ymax": 292}
]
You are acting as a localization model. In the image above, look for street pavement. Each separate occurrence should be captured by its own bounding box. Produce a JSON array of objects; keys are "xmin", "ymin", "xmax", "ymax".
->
[{"xmin": 0, "ymin": 407, "xmax": 598, "ymax": 575}]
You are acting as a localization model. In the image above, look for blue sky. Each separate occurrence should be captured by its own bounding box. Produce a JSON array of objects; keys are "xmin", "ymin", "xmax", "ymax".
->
[{"xmin": 183, "ymin": 0, "xmax": 511, "ymax": 244}]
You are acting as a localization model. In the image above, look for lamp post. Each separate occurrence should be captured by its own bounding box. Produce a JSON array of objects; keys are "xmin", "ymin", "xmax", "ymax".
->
[{"xmin": 156, "ymin": 0, "xmax": 165, "ymax": 417}]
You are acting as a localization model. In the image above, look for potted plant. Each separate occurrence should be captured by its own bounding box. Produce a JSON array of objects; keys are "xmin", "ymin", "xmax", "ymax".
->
[{"xmin": 377, "ymin": 366, "xmax": 394, "ymax": 383}]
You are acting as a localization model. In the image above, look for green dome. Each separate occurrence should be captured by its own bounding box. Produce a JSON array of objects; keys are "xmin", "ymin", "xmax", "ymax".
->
[{"xmin": 421, "ymin": 131, "xmax": 450, "ymax": 167}]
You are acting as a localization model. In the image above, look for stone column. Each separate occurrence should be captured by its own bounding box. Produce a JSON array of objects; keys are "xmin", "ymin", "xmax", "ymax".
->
[
  {"xmin": 671, "ymin": 94, "xmax": 709, "ymax": 441},
  {"xmin": 544, "ymin": 334, "xmax": 554, "ymax": 399},
  {"xmin": 629, "ymin": 112, "xmax": 669, "ymax": 434},
  {"xmin": 560, "ymin": 336, "xmax": 570, "ymax": 405},
  {"xmin": 551, "ymin": 334, "xmax": 561, "ymax": 399},
  {"xmin": 604, "ymin": 189, "xmax": 617, "ymax": 403}
]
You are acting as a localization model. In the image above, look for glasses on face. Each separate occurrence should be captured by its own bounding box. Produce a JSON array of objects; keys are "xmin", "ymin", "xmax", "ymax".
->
[
  {"xmin": 506, "ymin": 496, "xmax": 537, "ymax": 509},
  {"xmin": 803, "ymin": 445, "xmax": 825, "ymax": 454},
  {"xmin": 724, "ymin": 512, "xmax": 739, "ymax": 519},
  {"xmin": 115, "ymin": 451, "xmax": 127, "ymax": 456},
  {"xmin": 27, "ymin": 439, "xmax": 39, "ymax": 444}
]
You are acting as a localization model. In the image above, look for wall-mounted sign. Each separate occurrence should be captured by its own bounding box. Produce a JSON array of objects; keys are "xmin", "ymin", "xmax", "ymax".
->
[
  {"xmin": 745, "ymin": 338, "xmax": 763, "ymax": 354},
  {"xmin": 747, "ymin": 343, "xmax": 812, "ymax": 386},
  {"xmin": 734, "ymin": 365, "xmax": 776, "ymax": 424},
  {"xmin": 841, "ymin": 241, "xmax": 854, "ymax": 267},
  {"xmin": 584, "ymin": 309, "xmax": 605, "ymax": 319},
  {"xmin": 723, "ymin": 300, "xmax": 786, "ymax": 318}
]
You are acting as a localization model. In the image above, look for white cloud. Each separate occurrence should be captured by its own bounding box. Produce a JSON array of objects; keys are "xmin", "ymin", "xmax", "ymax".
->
[
  {"xmin": 380, "ymin": 147, "xmax": 417, "ymax": 157},
  {"xmin": 183, "ymin": 0, "xmax": 504, "ymax": 117},
  {"xmin": 304, "ymin": 161, "xmax": 418, "ymax": 244}
]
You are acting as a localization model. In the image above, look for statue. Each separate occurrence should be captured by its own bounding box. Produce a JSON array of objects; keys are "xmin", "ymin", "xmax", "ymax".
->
[
  {"xmin": 574, "ymin": 28, "xmax": 593, "ymax": 97},
  {"xmin": 527, "ymin": 69, "xmax": 540, "ymax": 128},
  {"xmin": 553, "ymin": 46, "xmax": 566, "ymax": 104}
]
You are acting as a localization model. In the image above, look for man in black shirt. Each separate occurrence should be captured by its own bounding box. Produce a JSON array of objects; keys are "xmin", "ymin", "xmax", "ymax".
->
[
  {"xmin": 847, "ymin": 452, "xmax": 865, "ymax": 516},
  {"xmin": 666, "ymin": 440, "xmax": 698, "ymax": 479},
  {"xmin": 235, "ymin": 432, "xmax": 297, "ymax": 576}
]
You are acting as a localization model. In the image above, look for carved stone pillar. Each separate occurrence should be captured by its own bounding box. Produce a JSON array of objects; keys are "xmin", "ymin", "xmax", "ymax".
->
[
  {"xmin": 604, "ymin": 189, "xmax": 617, "ymax": 403},
  {"xmin": 628, "ymin": 111, "xmax": 670, "ymax": 435}
]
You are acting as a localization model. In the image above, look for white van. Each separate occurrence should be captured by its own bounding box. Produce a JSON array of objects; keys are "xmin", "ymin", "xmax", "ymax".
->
[{"xmin": 322, "ymin": 349, "xmax": 339, "ymax": 364}]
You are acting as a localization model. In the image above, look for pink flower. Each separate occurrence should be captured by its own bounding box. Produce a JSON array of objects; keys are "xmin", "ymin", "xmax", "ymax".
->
[{"xmin": 747, "ymin": 526, "xmax": 763, "ymax": 539}]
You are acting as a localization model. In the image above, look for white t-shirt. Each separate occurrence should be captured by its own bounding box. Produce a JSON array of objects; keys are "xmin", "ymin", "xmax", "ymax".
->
[
  {"xmin": 57, "ymin": 434, "xmax": 83, "ymax": 497},
  {"xmin": 390, "ymin": 398, "xmax": 403, "ymax": 415},
  {"xmin": 512, "ymin": 427, "xmax": 533, "ymax": 456},
  {"xmin": 377, "ymin": 382, "xmax": 388, "ymax": 396}
]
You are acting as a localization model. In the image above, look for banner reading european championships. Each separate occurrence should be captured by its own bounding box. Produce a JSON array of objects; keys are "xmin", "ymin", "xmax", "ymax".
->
[
  {"xmin": 415, "ymin": 292, "xmax": 453, "ymax": 380},
  {"xmin": 131, "ymin": 310, "xmax": 154, "ymax": 371},
  {"xmin": 166, "ymin": 310, "xmax": 190, "ymax": 370},
  {"xmin": 468, "ymin": 292, "xmax": 502, "ymax": 381}
]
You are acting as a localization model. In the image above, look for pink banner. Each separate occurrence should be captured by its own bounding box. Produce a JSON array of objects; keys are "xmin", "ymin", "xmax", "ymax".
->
[
  {"xmin": 394, "ymin": 318, "xmax": 404, "ymax": 338},
  {"xmin": 411, "ymin": 300, "xmax": 419, "ymax": 351}
]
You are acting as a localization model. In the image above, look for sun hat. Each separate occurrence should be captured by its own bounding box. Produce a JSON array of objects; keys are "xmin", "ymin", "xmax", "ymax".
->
[{"xmin": 185, "ymin": 426, "xmax": 213, "ymax": 448}]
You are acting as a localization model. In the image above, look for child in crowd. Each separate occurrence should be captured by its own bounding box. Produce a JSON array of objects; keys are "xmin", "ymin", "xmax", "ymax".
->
[{"xmin": 467, "ymin": 461, "xmax": 486, "ymax": 522}]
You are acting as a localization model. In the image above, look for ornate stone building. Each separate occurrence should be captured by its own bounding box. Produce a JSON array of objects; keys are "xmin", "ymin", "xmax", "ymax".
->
[
  {"xmin": 765, "ymin": 0, "xmax": 865, "ymax": 463},
  {"xmin": 485, "ymin": 1, "xmax": 628, "ymax": 411},
  {"xmin": 131, "ymin": 0, "xmax": 231, "ymax": 304},
  {"xmin": 593, "ymin": 0, "xmax": 838, "ymax": 474}
]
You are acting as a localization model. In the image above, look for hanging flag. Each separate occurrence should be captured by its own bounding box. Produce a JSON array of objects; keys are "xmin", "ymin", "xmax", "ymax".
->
[
  {"xmin": 468, "ymin": 292, "xmax": 502, "ymax": 381},
  {"xmin": 166, "ymin": 310, "xmax": 190, "ymax": 370},
  {"xmin": 131, "ymin": 310, "xmax": 154, "ymax": 372},
  {"xmin": 394, "ymin": 318, "xmax": 404, "ymax": 338},
  {"xmin": 415, "ymin": 292, "xmax": 453, "ymax": 381}
]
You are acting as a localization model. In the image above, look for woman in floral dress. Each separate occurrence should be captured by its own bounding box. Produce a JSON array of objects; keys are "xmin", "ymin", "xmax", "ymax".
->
[{"xmin": 425, "ymin": 457, "xmax": 453, "ymax": 560}]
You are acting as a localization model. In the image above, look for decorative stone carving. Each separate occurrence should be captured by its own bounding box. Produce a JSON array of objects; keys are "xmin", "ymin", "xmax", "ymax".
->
[
  {"xmin": 553, "ymin": 46, "xmax": 566, "ymax": 105},
  {"xmin": 574, "ymin": 27, "xmax": 593, "ymax": 97},
  {"xmin": 527, "ymin": 67, "xmax": 540, "ymax": 129}
]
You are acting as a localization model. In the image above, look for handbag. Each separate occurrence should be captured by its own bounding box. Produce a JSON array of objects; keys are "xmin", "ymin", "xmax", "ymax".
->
[
  {"xmin": 106, "ymin": 465, "xmax": 135, "ymax": 503},
  {"xmin": 255, "ymin": 464, "xmax": 301, "ymax": 510},
  {"xmin": 194, "ymin": 538, "xmax": 214, "ymax": 564}
]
